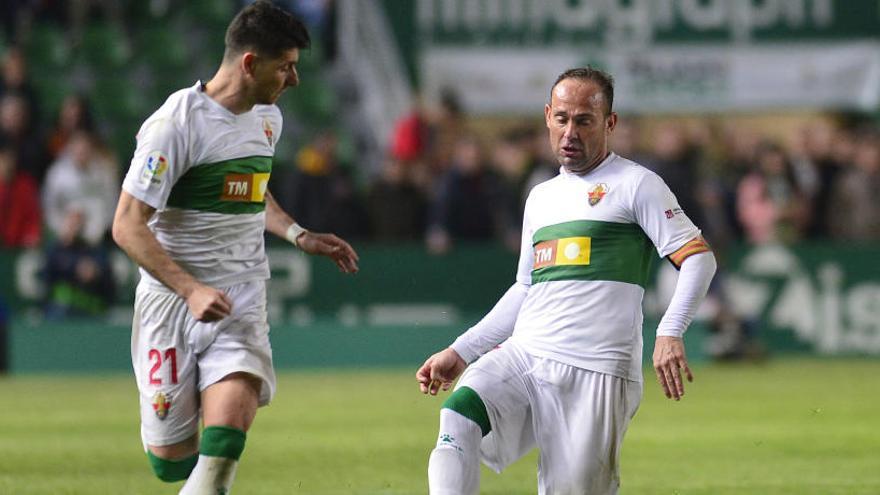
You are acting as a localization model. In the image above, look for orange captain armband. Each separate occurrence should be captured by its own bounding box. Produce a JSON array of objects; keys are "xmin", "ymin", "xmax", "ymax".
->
[{"xmin": 667, "ymin": 236, "xmax": 711, "ymax": 269}]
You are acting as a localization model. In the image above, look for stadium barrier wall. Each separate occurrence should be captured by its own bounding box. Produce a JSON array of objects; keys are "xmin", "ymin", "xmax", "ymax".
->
[{"xmin": 1, "ymin": 242, "xmax": 878, "ymax": 372}]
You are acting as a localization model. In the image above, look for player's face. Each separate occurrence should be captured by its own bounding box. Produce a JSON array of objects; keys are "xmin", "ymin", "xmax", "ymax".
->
[
  {"xmin": 544, "ymin": 78, "xmax": 617, "ymax": 175},
  {"xmin": 251, "ymin": 48, "xmax": 300, "ymax": 105}
]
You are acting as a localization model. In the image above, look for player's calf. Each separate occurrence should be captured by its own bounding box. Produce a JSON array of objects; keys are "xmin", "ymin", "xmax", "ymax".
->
[
  {"xmin": 147, "ymin": 435, "xmax": 199, "ymax": 482},
  {"xmin": 148, "ymin": 451, "xmax": 199, "ymax": 482}
]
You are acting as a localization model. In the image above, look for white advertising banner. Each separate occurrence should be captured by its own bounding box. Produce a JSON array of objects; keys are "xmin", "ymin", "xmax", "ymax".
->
[{"xmin": 421, "ymin": 42, "xmax": 880, "ymax": 114}]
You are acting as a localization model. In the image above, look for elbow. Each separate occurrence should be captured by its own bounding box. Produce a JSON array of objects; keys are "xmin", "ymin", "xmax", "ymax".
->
[{"xmin": 111, "ymin": 217, "xmax": 129, "ymax": 250}]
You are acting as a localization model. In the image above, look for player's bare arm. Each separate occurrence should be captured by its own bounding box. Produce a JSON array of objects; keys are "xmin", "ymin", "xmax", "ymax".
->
[
  {"xmin": 417, "ymin": 348, "xmax": 467, "ymax": 396},
  {"xmin": 264, "ymin": 191, "xmax": 360, "ymax": 273},
  {"xmin": 112, "ymin": 191, "xmax": 232, "ymax": 322},
  {"xmin": 653, "ymin": 236, "xmax": 716, "ymax": 401}
]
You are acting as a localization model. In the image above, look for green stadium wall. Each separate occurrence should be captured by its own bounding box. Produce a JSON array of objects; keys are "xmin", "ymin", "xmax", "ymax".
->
[{"xmin": 2, "ymin": 242, "xmax": 879, "ymax": 373}]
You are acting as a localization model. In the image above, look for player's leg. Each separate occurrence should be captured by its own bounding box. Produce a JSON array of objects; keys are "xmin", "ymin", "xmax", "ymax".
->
[
  {"xmin": 147, "ymin": 435, "xmax": 199, "ymax": 482},
  {"xmin": 178, "ymin": 372, "xmax": 261, "ymax": 495},
  {"xmin": 132, "ymin": 285, "xmax": 202, "ymax": 483},
  {"xmin": 180, "ymin": 280, "xmax": 275, "ymax": 494},
  {"xmin": 428, "ymin": 343, "xmax": 536, "ymax": 495},
  {"xmin": 532, "ymin": 363, "xmax": 642, "ymax": 495},
  {"xmin": 428, "ymin": 387, "xmax": 489, "ymax": 495}
]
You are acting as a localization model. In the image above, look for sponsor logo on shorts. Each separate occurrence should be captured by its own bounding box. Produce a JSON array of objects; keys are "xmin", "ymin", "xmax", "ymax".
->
[
  {"xmin": 588, "ymin": 183, "xmax": 608, "ymax": 206},
  {"xmin": 152, "ymin": 391, "xmax": 171, "ymax": 420},
  {"xmin": 534, "ymin": 237, "xmax": 592, "ymax": 269},
  {"xmin": 221, "ymin": 173, "xmax": 270, "ymax": 202},
  {"xmin": 141, "ymin": 151, "xmax": 168, "ymax": 185}
]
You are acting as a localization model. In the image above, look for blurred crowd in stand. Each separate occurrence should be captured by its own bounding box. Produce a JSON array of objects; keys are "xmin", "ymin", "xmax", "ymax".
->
[{"xmin": 0, "ymin": 3, "xmax": 878, "ymax": 342}]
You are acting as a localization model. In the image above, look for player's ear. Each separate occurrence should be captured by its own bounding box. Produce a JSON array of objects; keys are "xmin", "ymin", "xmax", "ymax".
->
[
  {"xmin": 544, "ymin": 103, "xmax": 552, "ymax": 129},
  {"xmin": 241, "ymin": 52, "xmax": 258, "ymax": 77},
  {"xmin": 606, "ymin": 112, "xmax": 618, "ymax": 134}
]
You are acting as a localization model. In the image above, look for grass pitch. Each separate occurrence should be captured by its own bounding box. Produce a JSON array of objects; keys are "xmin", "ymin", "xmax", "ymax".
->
[{"xmin": 0, "ymin": 358, "xmax": 878, "ymax": 494}]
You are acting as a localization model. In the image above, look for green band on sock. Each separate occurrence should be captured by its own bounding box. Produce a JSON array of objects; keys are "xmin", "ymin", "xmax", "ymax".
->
[
  {"xmin": 147, "ymin": 451, "xmax": 198, "ymax": 482},
  {"xmin": 442, "ymin": 386, "xmax": 491, "ymax": 436},
  {"xmin": 200, "ymin": 426, "xmax": 246, "ymax": 460}
]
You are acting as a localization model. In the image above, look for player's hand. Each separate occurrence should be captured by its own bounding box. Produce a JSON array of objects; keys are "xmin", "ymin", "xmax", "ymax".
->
[
  {"xmin": 185, "ymin": 284, "xmax": 233, "ymax": 322},
  {"xmin": 416, "ymin": 348, "xmax": 467, "ymax": 396},
  {"xmin": 297, "ymin": 231, "xmax": 360, "ymax": 274},
  {"xmin": 653, "ymin": 336, "xmax": 693, "ymax": 401}
]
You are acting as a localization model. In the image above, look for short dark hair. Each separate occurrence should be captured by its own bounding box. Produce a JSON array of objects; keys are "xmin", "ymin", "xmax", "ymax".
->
[
  {"xmin": 550, "ymin": 67, "xmax": 614, "ymax": 115},
  {"xmin": 224, "ymin": 1, "xmax": 310, "ymax": 61}
]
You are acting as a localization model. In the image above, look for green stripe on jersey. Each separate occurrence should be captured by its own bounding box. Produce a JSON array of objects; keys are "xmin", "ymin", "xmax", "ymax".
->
[
  {"xmin": 166, "ymin": 156, "xmax": 272, "ymax": 214},
  {"xmin": 531, "ymin": 219, "xmax": 655, "ymax": 287}
]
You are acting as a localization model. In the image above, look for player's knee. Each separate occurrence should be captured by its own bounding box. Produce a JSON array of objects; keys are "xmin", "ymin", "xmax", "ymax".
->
[
  {"xmin": 147, "ymin": 451, "xmax": 198, "ymax": 482},
  {"xmin": 442, "ymin": 386, "xmax": 491, "ymax": 437}
]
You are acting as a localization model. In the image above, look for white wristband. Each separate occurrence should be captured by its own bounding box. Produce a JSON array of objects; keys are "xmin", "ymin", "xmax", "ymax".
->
[{"xmin": 284, "ymin": 223, "xmax": 308, "ymax": 247}]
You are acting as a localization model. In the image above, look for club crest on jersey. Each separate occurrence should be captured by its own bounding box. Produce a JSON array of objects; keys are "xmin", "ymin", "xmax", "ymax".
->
[
  {"xmin": 152, "ymin": 391, "xmax": 171, "ymax": 420},
  {"xmin": 588, "ymin": 183, "xmax": 608, "ymax": 206},
  {"xmin": 140, "ymin": 151, "xmax": 168, "ymax": 185},
  {"xmin": 263, "ymin": 118, "xmax": 274, "ymax": 147}
]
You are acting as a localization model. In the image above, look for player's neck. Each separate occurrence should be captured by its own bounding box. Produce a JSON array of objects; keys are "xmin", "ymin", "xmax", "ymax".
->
[{"xmin": 203, "ymin": 66, "xmax": 256, "ymax": 115}]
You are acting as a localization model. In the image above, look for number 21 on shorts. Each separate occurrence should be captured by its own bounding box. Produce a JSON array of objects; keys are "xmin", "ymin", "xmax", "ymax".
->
[{"xmin": 148, "ymin": 348, "xmax": 179, "ymax": 385}]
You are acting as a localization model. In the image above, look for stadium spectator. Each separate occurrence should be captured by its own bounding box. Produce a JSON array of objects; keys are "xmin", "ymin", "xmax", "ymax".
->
[
  {"xmin": 45, "ymin": 93, "xmax": 95, "ymax": 162},
  {"xmin": 43, "ymin": 130, "xmax": 118, "ymax": 246},
  {"xmin": 0, "ymin": 142, "xmax": 40, "ymax": 248},
  {"xmin": 110, "ymin": 3, "xmax": 359, "ymax": 493},
  {"xmin": 365, "ymin": 158, "xmax": 427, "ymax": 241},
  {"xmin": 644, "ymin": 123, "xmax": 708, "ymax": 229},
  {"xmin": 828, "ymin": 131, "xmax": 880, "ymax": 240},
  {"xmin": 425, "ymin": 87, "xmax": 467, "ymax": 176},
  {"xmin": 794, "ymin": 120, "xmax": 843, "ymax": 238},
  {"xmin": 417, "ymin": 67, "xmax": 716, "ymax": 494},
  {"xmin": 426, "ymin": 135, "xmax": 504, "ymax": 254},
  {"xmin": 736, "ymin": 141, "xmax": 809, "ymax": 244},
  {"xmin": 488, "ymin": 128, "xmax": 536, "ymax": 250},
  {"xmin": 0, "ymin": 46, "xmax": 40, "ymax": 126},
  {"xmin": 0, "ymin": 92, "xmax": 45, "ymax": 183},
  {"xmin": 275, "ymin": 130, "xmax": 369, "ymax": 239},
  {"xmin": 520, "ymin": 123, "xmax": 560, "ymax": 199},
  {"xmin": 41, "ymin": 130, "xmax": 118, "ymax": 317}
]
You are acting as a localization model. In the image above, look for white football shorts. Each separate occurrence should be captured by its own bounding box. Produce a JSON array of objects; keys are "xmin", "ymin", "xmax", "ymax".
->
[
  {"xmin": 131, "ymin": 279, "xmax": 276, "ymax": 448},
  {"xmin": 455, "ymin": 340, "xmax": 642, "ymax": 495}
]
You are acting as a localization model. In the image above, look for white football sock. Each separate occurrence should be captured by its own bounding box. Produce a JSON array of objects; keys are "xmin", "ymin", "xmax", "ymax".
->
[
  {"xmin": 178, "ymin": 455, "xmax": 238, "ymax": 495},
  {"xmin": 428, "ymin": 409, "xmax": 482, "ymax": 495}
]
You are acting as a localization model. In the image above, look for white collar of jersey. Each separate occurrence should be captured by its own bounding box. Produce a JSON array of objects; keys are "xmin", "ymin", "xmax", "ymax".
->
[
  {"xmin": 558, "ymin": 152, "xmax": 618, "ymax": 179},
  {"xmin": 194, "ymin": 80, "xmax": 256, "ymax": 120}
]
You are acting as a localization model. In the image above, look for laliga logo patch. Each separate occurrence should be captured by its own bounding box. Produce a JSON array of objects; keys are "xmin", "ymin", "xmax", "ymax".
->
[
  {"xmin": 141, "ymin": 151, "xmax": 168, "ymax": 185},
  {"xmin": 263, "ymin": 118, "xmax": 274, "ymax": 147},
  {"xmin": 587, "ymin": 183, "xmax": 608, "ymax": 206},
  {"xmin": 152, "ymin": 391, "xmax": 171, "ymax": 420}
]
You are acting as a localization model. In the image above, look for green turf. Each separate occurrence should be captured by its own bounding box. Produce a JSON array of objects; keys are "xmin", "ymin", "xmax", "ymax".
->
[{"xmin": 0, "ymin": 359, "xmax": 878, "ymax": 494}]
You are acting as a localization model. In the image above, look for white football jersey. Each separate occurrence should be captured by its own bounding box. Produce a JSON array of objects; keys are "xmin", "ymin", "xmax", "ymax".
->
[
  {"xmin": 510, "ymin": 152, "xmax": 700, "ymax": 382},
  {"xmin": 122, "ymin": 81, "xmax": 283, "ymax": 289}
]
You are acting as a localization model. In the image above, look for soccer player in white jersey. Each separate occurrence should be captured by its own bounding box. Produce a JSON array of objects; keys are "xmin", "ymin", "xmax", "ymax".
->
[
  {"xmin": 112, "ymin": 2, "xmax": 359, "ymax": 493},
  {"xmin": 416, "ymin": 67, "xmax": 717, "ymax": 494}
]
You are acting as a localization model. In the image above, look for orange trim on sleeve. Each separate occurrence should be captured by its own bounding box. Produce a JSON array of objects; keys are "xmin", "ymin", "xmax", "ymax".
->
[{"xmin": 668, "ymin": 236, "xmax": 711, "ymax": 268}]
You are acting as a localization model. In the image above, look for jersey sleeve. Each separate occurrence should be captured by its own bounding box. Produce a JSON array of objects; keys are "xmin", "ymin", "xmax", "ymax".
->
[
  {"xmin": 121, "ymin": 116, "xmax": 189, "ymax": 210},
  {"xmin": 632, "ymin": 171, "xmax": 701, "ymax": 258}
]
